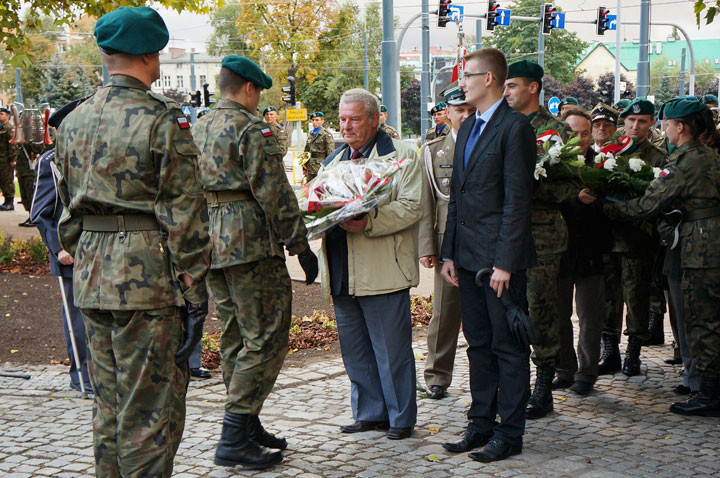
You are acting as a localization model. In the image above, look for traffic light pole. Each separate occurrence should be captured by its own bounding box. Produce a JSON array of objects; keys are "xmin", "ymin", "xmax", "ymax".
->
[
  {"xmin": 421, "ymin": 0, "xmax": 431, "ymax": 138},
  {"xmin": 381, "ymin": 0, "xmax": 400, "ymax": 131},
  {"xmin": 614, "ymin": 0, "xmax": 621, "ymax": 104},
  {"xmin": 190, "ymin": 52, "xmax": 197, "ymax": 124}
]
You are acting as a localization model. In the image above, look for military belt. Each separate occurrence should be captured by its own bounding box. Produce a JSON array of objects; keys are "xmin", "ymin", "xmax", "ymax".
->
[
  {"xmin": 83, "ymin": 214, "xmax": 160, "ymax": 232},
  {"xmin": 205, "ymin": 190, "xmax": 252, "ymax": 206},
  {"xmin": 685, "ymin": 206, "xmax": 720, "ymax": 221}
]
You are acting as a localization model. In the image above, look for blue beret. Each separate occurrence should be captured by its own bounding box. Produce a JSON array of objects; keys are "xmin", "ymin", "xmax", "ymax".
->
[
  {"xmin": 222, "ymin": 55, "xmax": 273, "ymax": 89},
  {"xmin": 262, "ymin": 106, "xmax": 278, "ymax": 116},
  {"xmin": 310, "ymin": 112, "xmax": 325, "ymax": 118},
  {"xmin": 620, "ymin": 98, "xmax": 655, "ymax": 118},
  {"xmin": 507, "ymin": 60, "xmax": 544, "ymax": 80},
  {"xmin": 95, "ymin": 7, "xmax": 169, "ymax": 55},
  {"xmin": 659, "ymin": 98, "xmax": 708, "ymax": 120}
]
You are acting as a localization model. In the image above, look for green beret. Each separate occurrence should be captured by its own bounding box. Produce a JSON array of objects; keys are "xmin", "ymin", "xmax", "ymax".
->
[
  {"xmin": 659, "ymin": 98, "xmax": 708, "ymax": 120},
  {"xmin": 619, "ymin": 98, "xmax": 655, "ymax": 118},
  {"xmin": 703, "ymin": 94, "xmax": 718, "ymax": 105},
  {"xmin": 0, "ymin": 107, "xmax": 10, "ymax": 115},
  {"xmin": 222, "ymin": 55, "xmax": 273, "ymax": 89},
  {"xmin": 95, "ymin": 7, "xmax": 169, "ymax": 55},
  {"xmin": 430, "ymin": 102, "xmax": 447, "ymax": 115},
  {"xmin": 507, "ymin": 60, "xmax": 544, "ymax": 80},
  {"xmin": 310, "ymin": 112, "xmax": 324, "ymax": 119},
  {"xmin": 262, "ymin": 106, "xmax": 277, "ymax": 116},
  {"xmin": 613, "ymin": 99, "xmax": 630, "ymax": 110},
  {"xmin": 380, "ymin": 105, "xmax": 388, "ymax": 113},
  {"xmin": 440, "ymin": 81, "xmax": 467, "ymax": 105},
  {"xmin": 559, "ymin": 97, "xmax": 579, "ymax": 108}
]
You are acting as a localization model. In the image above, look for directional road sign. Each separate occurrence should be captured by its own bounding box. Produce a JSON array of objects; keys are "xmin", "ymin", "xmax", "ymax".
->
[
  {"xmin": 182, "ymin": 105, "xmax": 192, "ymax": 116},
  {"xmin": 497, "ymin": 8, "xmax": 511, "ymax": 26},
  {"xmin": 551, "ymin": 12, "xmax": 566, "ymax": 29},
  {"xmin": 606, "ymin": 14, "xmax": 617, "ymax": 30},
  {"xmin": 449, "ymin": 5, "xmax": 464, "ymax": 23},
  {"xmin": 548, "ymin": 96, "xmax": 560, "ymax": 115}
]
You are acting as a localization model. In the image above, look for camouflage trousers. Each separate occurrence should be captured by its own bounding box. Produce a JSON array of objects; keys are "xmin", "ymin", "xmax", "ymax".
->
[
  {"xmin": 528, "ymin": 252, "xmax": 563, "ymax": 368},
  {"xmin": 0, "ymin": 157, "xmax": 13, "ymax": 198},
  {"xmin": 208, "ymin": 256, "xmax": 291, "ymax": 415},
  {"xmin": 682, "ymin": 268, "xmax": 720, "ymax": 377},
  {"xmin": 81, "ymin": 307, "xmax": 189, "ymax": 478},
  {"xmin": 15, "ymin": 152, "xmax": 34, "ymax": 209},
  {"xmin": 602, "ymin": 252, "xmax": 653, "ymax": 342},
  {"xmin": 303, "ymin": 157, "xmax": 322, "ymax": 182}
]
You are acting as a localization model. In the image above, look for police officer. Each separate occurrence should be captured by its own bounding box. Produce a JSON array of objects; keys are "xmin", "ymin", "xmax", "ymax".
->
[
  {"xmin": 424, "ymin": 102, "xmax": 449, "ymax": 142},
  {"xmin": 193, "ymin": 55, "xmax": 318, "ymax": 469},
  {"xmin": 0, "ymin": 107, "xmax": 17, "ymax": 211},
  {"xmin": 379, "ymin": 105, "xmax": 401, "ymax": 139},
  {"xmin": 56, "ymin": 7, "xmax": 212, "ymax": 477},
  {"xmin": 504, "ymin": 60, "xmax": 581, "ymax": 419},
  {"xmin": 263, "ymin": 106, "xmax": 289, "ymax": 157},
  {"xmin": 303, "ymin": 111, "xmax": 335, "ymax": 181},
  {"xmin": 558, "ymin": 97, "xmax": 579, "ymax": 117},
  {"xmin": 418, "ymin": 82, "xmax": 475, "ymax": 400}
]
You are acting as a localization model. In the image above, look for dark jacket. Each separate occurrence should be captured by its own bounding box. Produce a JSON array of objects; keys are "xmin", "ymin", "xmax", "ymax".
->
[{"xmin": 441, "ymin": 99, "xmax": 537, "ymax": 273}]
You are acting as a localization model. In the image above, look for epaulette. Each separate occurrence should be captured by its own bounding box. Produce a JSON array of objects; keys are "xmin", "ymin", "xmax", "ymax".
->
[
  {"xmin": 146, "ymin": 90, "xmax": 181, "ymax": 110},
  {"xmin": 424, "ymin": 134, "xmax": 448, "ymax": 151}
]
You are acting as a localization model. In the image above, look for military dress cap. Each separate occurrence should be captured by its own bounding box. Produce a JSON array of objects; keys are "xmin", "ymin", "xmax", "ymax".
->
[
  {"xmin": 507, "ymin": 60, "xmax": 544, "ymax": 80},
  {"xmin": 94, "ymin": 6, "xmax": 169, "ymax": 55},
  {"xmin": 613, "ymin": 98, "xmax": 631, "ymax": 110},
  {"xmin": 380, "ymin": 105, "xmax": 388, "ymax": 112},
  {"xmin": 310, "ymin": 111, "xmax": 325, "ymax": 118},
  {"xmin": 221, "ymin": 55, "xmax": 273, "ymax": 89},
  {"xmin": 430, "ymin": 102, "xmax": 448, "ymax": 115},
  {"xmin": 703, "ymin": 94, "xmax": 719, "ymax": 105},
  {"xmin": 262, "ymin": 106, "xmax": 277, "ymax": 116},
  {"xmin": 559, "ymin": 97, "xmax": 579, "ymax": 108},
  {"xmin": 0, "ymin": 107, "xmax": 10, "ymax": 115},
  {"xmin": 659, "ymin": 98, "xmax": 708, "ymax": 120},
  {"xmin": 619, "ymin": 98, "xmax": 655, "ymax": 118},
  {"xmin": 440, "ymin": 81, "xmax": 467, "ymax": 105},
  {"xmin": 591, "ymin": 103, "xmax": 618, "ymax": 124}
]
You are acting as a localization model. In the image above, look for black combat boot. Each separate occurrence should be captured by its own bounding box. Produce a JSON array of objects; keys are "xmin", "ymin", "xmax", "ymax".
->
[
  {"xmin": 214, "ymin": 412, "xmax": 283, "ymax": 469},
  {"xmin": 597, "ymin": 334, "xmax": 621, "ymax": 375},
  {"xmin": 249, "ymin": 415, "xmax": 288, "ymax": 450},
  {"xmin": 0, "ymin": 196, "xmax": 14, "ymax": 211},
  {"xmin": 622, "ymin": 336, "xmax": 643, "ymax": 376},
  {"xmin": 526, "ymin": 365, "xmax": 554, "ymax": 419},
  {"xmin": 670, "ymin": 375, "xmax": 720, "ymax": 417},
  {"xmin": 645, "ymin": 311, "xmax": 665, "ymax": 346}
]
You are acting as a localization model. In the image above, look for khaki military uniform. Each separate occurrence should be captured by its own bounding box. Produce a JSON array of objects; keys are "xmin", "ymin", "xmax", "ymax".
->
[
  {"xmin": 303, "ymin": 125, "xmax": 335, "ymax": 181},
  {"xmin": 56, "ymin": 75, "xmax": 211, "ymax": 478},
  {"xmin": 193, "ymin": 98, "xmax": 309, "ymax": 416},
  {"xmin": 0, "ymin": 122, "xmax": 17, "ymax": 201},
  {"xmin": 418, "ymin": 133, "xmax": 461, "ymax": 389},
  {"xmin": 528, "ymin": 107, "xmax": 582, "ymax": 368},
  {"xmin": 606, "ymin": 141, "xmax": 720, "ymax": 377},
  {"xmin": 424, "ymin": 124, "xmax": 450, "ymax": 143},
  {"xmin": 380, "ymin": 123, "xmax": 400, "ymax": 139},
  {"xmin": 269, "ymin": 121, "xmax": 288, "ymax": 157}
]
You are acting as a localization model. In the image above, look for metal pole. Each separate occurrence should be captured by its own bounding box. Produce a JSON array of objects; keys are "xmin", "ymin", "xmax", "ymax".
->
[
  {"xmin": 679, "ymin": 48, "xmax": 686, "ymax": 96},
  {"xmin": 58, "ymin": 277, "xmax": 87, "ymax": 398},
  {"xmin": 537, "ymin": 4, "xmax": 545, "ymax": 106},
  {"xmin": 364, "ymin": 27, "xmax": 369, "ymax": 91},
  {"xmin": 614, "ymin": 0, "xmax": 622, "ymax": 104},
  {"xmin": 190, "ymin": 52, "xmax": 198, "ymax": 124},
  {"xmin": 637, "ymin": 0, "xmax": 651, "ymax": 98},
  {"xmin": 381, "ymin": 0, "xmax": 400, "ymax": 130},
  {"xmin": 14, "ymin": 68, "xmax": 22, "ymax": 103},
  {"xmin": 476, "ymin": 19, "xmax": 482, "ymax": 51},
  {"xmin": 421, "ymin": 0, "xmax": 430, "ymax": 141}
]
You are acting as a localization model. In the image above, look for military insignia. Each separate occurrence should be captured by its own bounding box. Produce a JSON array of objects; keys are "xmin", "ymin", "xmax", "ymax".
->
[
  {"xmin": 176, "ymin": 117, "xmax": 190, "ymax": 129},
  {"xmin": 439, "ymin": 164, "xmax": 452, "ymax": 169},
  {"xmin": 441, "ymin": 177, "xmax": 450, "ymax": 187},
  {"xmin": 661, "ymin": 168, "xmax": 673, "ymax": 178},
  {"xmin": 437, "ymin": 149, "xmax": 445, "ymax": 157},
  {"xmin": 261, "ymin": 128, "xmax": 273, "ymax": 137},
  {"xmin": 632, "ymin": 103, "xmax": 641, "ymax": 114}
]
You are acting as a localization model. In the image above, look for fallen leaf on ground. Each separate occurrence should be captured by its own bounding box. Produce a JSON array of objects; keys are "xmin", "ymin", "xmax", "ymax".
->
[
  {"xmin": 427, "ymin": 426, "xmax": 439, "ymax": 432},
  {"xmin": 425, "ymin": 454, "xmax": 441, "ymax": 463},
  {"xmin": 10, "ymin": 349, "xmax": 18, "ymax": 353}
]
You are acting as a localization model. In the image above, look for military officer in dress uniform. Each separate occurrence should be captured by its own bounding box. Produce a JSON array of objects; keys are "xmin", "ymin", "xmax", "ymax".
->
[
  {"xmin": 303, "ymin": 111, "xmax": 335, "ymax": 182},
  {"xmin": 379, "ymin": 105, "xmax": 401, "ymax": 139},
  {"xmin": 419, "ymin": 82, "xmax": 476, "ymax": 400},
  {"xmin": 263, "ymin": 106, "xmax": 289, "ymax": 157},
  {"xmin": 591, "ymin": 103, "xmax": 619, "ymax": 152},
  {"xmin": 424, "ymin": 102, "xmax": 449, "ymax": 142},
  {"xmin": 0, "ymin": 107, "xmax": 17, "ymax": 211}
]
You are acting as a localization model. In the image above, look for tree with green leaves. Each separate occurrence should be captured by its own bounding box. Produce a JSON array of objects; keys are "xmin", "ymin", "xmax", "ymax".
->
[{"xmin": 694, "ymin": 0, "xmax": 719, "ymax": 24}]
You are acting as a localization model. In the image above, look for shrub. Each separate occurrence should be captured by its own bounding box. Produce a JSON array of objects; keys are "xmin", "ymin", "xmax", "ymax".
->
[
  {"xmin": 0, "ymin": 232, "xmax": 15, "ymax": 265},
  {"xmin": 24, "ymin": 237, "xmax": 49, "ymax": 264}
]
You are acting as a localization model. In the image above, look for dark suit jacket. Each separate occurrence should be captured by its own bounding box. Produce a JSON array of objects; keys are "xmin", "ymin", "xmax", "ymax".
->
[{"xmin": 440, "ymin": 98, "xmax": 537, "ymax": 273}]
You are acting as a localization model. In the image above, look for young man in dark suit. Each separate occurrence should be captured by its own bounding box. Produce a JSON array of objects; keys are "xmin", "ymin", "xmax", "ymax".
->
[{"xmin": 440, "ymin": 48, "xmax": 537, "ymax": 463}]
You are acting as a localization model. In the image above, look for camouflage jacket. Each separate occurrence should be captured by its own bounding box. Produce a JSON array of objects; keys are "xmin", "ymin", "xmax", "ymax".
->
[
  {"xmin": 530, "ymin": 106, "xmax": 581, "ymax": 256},
  {"xmin": 380, "ymin": 123, "xmax": 400, "ymax": 139},
  {"xmin": 193, "ymin": 98, "xmax": 309, "ymax": 269},
  {"xmin": 269, "ymin": 121, "xmax": 289, "ymax": 157},
  {"xmin": 56, "ymin": 74, "xmax": 211, "ymax": 309},
  {"xmin": 418, "ymin": 133, "xmax": 454, "ymax": 257},
  {"xmin": 605, "ymin": 141, "xmax": 720, "ymax": 268},
  {"xmin": 304, "ymin": 126, "xmax": 335, "ymax": 181},
  {"xmin": 0, "ymin": 122, "xmax": 17, "ymax": 163},
  {"xmin": 424, "ymin": 124, "xmax": 450, "ymax": 143}
]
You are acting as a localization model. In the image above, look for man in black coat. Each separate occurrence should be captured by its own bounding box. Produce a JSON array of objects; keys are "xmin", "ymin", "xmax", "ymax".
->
[{"xmin": 440, "ymin": 48, "xmax": 537, "ymax": 463}]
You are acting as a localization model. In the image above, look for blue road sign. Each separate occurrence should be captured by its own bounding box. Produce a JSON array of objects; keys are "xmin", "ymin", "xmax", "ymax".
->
[
  {"xmin": 548, "ymin": 96, "xmax": 560, "ymax": 115},
  {"xmin": 606, "ymin": 14, "xmax": 617, "ymax": 30},
  {"xmin": 497, "ymin": 8, "xmax": 511, "ymax": 26},
  {"xmin": 552, "ymin": 12, "xmax": 566, "ymax": 29},
  {"xmin": 182, "ymin": 105, "xmax": 192, "ymax": 116},
  {"xmin": 449, "ymin": 4, "xmax": 464, "ymax": 23}
]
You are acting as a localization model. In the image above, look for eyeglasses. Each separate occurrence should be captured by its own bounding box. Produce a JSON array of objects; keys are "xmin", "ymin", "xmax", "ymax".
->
[{"xmin": 463, "ymin": 71, "xmax": 490, "ymax": 79}]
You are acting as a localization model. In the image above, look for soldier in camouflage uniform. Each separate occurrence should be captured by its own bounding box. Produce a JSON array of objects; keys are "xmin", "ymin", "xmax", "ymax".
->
[
  {"xmin": 0, "ymin": 107, "xmax": 17, "ymax": 210},
  {"xmin": 604, "ymin": 99, "xmax": 720, "ymax": 416},
  {"xmin": 504, "ymin": 60, "xmax": 582, "ymax": 419},
  {"xmin": 379, "ymin": 104, "xmax": 400, "ymax": 139},
  {"xmin": 55, "ymin": 8, "xmax": 212, "ymax": 477},
  {"xmin": 419, "ymin": 82, "xmax": 475, "ymax": 400},
  {"xmin": 193, "ymin": 55, "xmax": 318, "ymax": 469},
  {"xmin": 424, "ymin": 102, "xmax": 449, "ymax": 142},
  {"xmin": 303, "ymin": 111, "xmax": 335, "ymax": 181},
  {"xmin": 263, "ymin": 106, "xmax": 289, "ymax": 157}
]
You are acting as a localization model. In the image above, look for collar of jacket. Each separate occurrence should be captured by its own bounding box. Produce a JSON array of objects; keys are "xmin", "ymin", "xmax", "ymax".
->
[
  {"xmin": 323, "ymin": 128, "xmax": 395, "ymax": 166},
  {"xmin": 110, "ymin": 74, "xmax": 150, "ymax": 90},
  {"xmin": 213, "ymin": 98, "xmax": 256, "ymax": 114}
]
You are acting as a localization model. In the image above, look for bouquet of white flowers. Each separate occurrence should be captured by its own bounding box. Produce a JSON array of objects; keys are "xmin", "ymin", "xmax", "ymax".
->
[{"xmin": 534, "ymin": 128, "xmax": 583, "ymax": 181}]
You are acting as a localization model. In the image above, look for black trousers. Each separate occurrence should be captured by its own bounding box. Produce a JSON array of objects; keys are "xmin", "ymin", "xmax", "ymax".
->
[{"xmin": 458, "ymin": 267, "xmax": 530, "ymax": 445}]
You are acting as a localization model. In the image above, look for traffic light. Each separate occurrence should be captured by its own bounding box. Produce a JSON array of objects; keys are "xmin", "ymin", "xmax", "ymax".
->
[
  {"xmin": 541, "ymin": 3, "xmax": 554, "ymax": 35},
  {"xmin": 596, "ymin": 7, "xmax": 610, "ymax": 35},
  {"xmin": 189, "ymin": 90, "xmax": 201, "ymax": 108},
  {"xmin": 486, "ymin": 1, "xmax": 499, "ymax": 31},
  {"xmin": 202, "ymin": 83, "xmax": 215, "ymax": 107},
  {"xmin": 281, "ymin": 76, "xmax": 296, "ymax": 106},
  {"xmin": 438, "ymin": 0, "xmax": 452, "ymax": 28}
]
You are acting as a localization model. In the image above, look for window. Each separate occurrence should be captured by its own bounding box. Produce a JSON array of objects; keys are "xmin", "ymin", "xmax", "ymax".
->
[
  {"xmin": 177, "ymin": 75, "xmax": 184, "ymax": 88},
  {"xmin": 705, "ymin": 58, "xmax": 710, "ymax": 64},
  {"xmin": 163, "ymin": 75, "xmax": 171, "ymax": 88},
  {"xmin": 199, "ymin": 75, "xmax": 207, "ymax": 86}
]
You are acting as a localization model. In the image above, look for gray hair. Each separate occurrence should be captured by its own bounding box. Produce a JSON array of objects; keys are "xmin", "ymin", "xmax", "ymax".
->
[{"xmin": 339, "ymin": 88, "xmax": 380, "ymax": 119}]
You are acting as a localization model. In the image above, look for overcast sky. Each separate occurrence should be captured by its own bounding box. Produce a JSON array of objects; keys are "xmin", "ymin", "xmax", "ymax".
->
[{"xmin": 160, "ymin": 0, "xmax": 720, "ymax": 54}]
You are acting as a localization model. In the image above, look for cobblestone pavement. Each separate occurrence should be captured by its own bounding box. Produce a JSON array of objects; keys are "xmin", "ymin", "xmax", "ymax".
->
[{"xmin": 1, "ymin": 323, "xmax": 719, "ymax": 478}]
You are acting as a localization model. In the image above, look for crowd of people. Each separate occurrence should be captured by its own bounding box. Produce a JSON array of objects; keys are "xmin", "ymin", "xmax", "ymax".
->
[{"xmin": 3, "ymin": 5, "xmax": 720, "ymax": 476}]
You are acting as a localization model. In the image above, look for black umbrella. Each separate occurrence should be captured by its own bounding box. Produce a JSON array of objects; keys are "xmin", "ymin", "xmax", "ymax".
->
[{"xmin": 474, "ymin": 268, "xmax": 540, "ymax": 348}]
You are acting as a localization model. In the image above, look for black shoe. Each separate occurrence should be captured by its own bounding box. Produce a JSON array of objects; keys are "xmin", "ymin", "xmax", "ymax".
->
[
  {"xmin": 249, "ymin": 415, "xmax": 287, "ymax": 450},
  {"xmin": 18, "ymin": 218, "xmax": 35, "ymax": 227},
  {"xmin": 622, "ymin": 336, "xmax": 643, "ymax": 376},
  {"xmin": 673, "ymin": 384, "xmax": 692, "ymax": 395},
  {"xmin": 665, "ymin": 357, "xmax": 683, "ymax": 365},
  {"xmin": 468, "ymin": 438, "xmax": 522, "ymax": 463},
  {"xmin": 442, "ymin": 428, "xmax": 492, "ymax": 453},
  {"xmin": 551, "ymin": 376, "xmax": 573, "ymax": 390},
  {"xmin": 387, "ymin": 427, "xmax": 413, "ymax": 440},
  {"xmin": 526, "ymin": 365, "xmax": 554, "ymax": 419},
  {"xmin": 425, "ymin": 385, "xmax": 446, "ymax": 399},
  {"xmin": 339, "ymin": 420, "xmax": 389, "ymax": 433},
  {"xmin": 569, "ymin": 380, "xmax": 593, "ymax": 396},
  {"xmin": 214, "ymin": 412, "xmax": 283, "ymax": 469},
  {"xmin": 597, "ymin": 335, "xmax": 621, "ymax": 375},
  {"xmin": 645, "ymin": 311, "xmax": 665, "ymax": 346},
  {"xmin": 190, "ymin": 367, "xmax": 211, "ymax": 378},
  {"xmin": 0, "ymin": 198, "xmax": 14, "ymax": 211}
]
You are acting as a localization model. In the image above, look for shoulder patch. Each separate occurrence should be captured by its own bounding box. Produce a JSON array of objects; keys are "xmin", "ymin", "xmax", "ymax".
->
[
  {"xmin": 176, "ymin": 116, "xmax": 190, "ymax": 129},
  {"xmin": 661, "ymin": 168, "xmax": 673, "ymax": 179},
  {"xmin": 261, "ymin": 128, "xmax": 273, "ymax": 137}
]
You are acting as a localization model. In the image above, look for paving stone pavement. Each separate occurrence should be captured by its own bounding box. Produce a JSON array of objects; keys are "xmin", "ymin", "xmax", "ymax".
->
[{"xmin": 1, "ymin": 321, "xmax": 719, "ymax": 478}]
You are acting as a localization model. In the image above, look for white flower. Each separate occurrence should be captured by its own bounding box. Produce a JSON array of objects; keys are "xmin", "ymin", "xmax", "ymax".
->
[
  {"xmin": 595, "ymin": 152, "xmax": 605, "ymax": 164},
  {"xmin": 653, "ymin": 167, "xmax": 662, "ymax": 178},
  {"xmin": 603, "ymin": 157, "xmax": 617, "ymax": 171},
  {"xmin": 548, "ymin": 143, "xmax": 563, "ymax": 165},
  {"xmin": 628, "ymin": 157, "xmax": 646, "ymax": 172},
  {"xmin": 534, "ymin": 164, "xmax": 547, "ymax": 180},
  {"xmin": 577, "ymin": 155, "xmax": 585, "ymax": 162}
]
